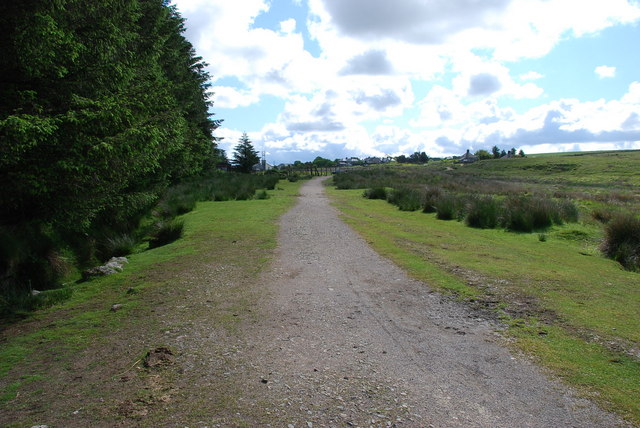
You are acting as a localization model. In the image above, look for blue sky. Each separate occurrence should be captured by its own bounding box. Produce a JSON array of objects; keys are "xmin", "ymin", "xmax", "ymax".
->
[{"xmin": 174, "ymin": 0, "xmax": 640, "ymax": 164}]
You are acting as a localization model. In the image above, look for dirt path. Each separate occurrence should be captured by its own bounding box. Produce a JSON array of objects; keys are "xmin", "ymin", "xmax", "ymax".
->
[
  {"xmin": 0, "ymin": 177, "xmax": 627, "ymax": 427},
  {"xmin": 234, "ymin": 177, "xmax": 624, "ymax": 427}
]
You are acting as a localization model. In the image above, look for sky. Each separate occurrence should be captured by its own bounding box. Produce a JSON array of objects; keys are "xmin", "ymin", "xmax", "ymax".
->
[{"xmin": 172, "ymin": 0, "xmax": 640, "ymax": 164}]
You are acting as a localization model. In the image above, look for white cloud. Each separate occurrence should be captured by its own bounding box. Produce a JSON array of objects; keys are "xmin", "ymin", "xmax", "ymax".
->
[
  {"xmin": 595, "ymin": 65, "xmax": 617, "ymax": 79},
  {"xmin": 211, "ymin": 86, "xmax": 259, "ymax": 109},
  {"xmin": 279, "ymin": 18, "xmax": 297, "ymax": 34},
  {"xmin": 520, "ymin": 71, "xmax": 544, "ymax": 81},
  {"xmin": 172, "ymin": 0, "xmax": 640, "ymax": 161}
]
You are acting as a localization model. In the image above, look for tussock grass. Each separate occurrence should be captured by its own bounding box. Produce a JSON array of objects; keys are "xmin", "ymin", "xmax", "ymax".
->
[
  {"xmin": 601, "ymin": 214, "xmax": 640, "ymax": 271},
  {"xmin": 465, "ymin": 196, "xmax": 500, "ymax": 229},
  {"xmin": 104, "ymin": 234, "xmax": 137, "ymax": 257},
  {"xmin": 148, "ymin": 219, "xmax": 185, "ymax": 249},
  {"xmin": 363, "ymin": 187, "xmax": 388, "ymax": 200},
  {"xmin": 386, "ymin": 187, "xmax": 423, "ymax": 211}
]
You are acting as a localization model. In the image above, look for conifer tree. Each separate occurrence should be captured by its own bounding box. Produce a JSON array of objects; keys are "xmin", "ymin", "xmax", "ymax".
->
[{"xmin": 232, "ymin": 133, "xmax": 260, "ymax": 173}]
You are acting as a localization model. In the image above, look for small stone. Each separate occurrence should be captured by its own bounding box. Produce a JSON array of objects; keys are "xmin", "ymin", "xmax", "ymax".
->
[
  {"xmin": 30, "ymin": 290, "xmax": 41, "ymax": 296},
  {"xmin": 110, "ymin": 304, "xmax": 123, "ymax": 312}
]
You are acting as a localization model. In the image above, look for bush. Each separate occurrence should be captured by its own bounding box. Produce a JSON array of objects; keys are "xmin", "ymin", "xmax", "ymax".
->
[
  {"xmin": 387, "ymin": 187, "xmax": 423, "ymax": 211},
  {"xmin": 601, "ymin": 214, "xmax": 640, "ymax": 271},
  {"xmin": 435, "ymin": 194, "xmax": 463, "ymax": 220},
  {"xmin": 148, "ymin": 219, "xmax": 185, "ymax": 249},
  {"xmin": 465, "ymin": 196, "xmax": 499, "ymax": 229},
  {"xmin": 363, "ymin": 187, "xmax": 387, "ymax": 200}
]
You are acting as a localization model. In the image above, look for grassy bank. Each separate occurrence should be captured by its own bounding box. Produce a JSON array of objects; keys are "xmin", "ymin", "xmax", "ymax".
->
[
  {"xmin": 326, "ymin": 157, "xmax": 640, "ymax": 424},
  {"xmin": 0, "ymin": 180, "xmax": 303, "ymax": 426}
]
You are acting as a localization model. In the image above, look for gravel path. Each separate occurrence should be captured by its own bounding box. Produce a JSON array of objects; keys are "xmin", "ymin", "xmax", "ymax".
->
[{"xmin": 238, "ymin": 177, "xmax": 624, "ymax": 427}]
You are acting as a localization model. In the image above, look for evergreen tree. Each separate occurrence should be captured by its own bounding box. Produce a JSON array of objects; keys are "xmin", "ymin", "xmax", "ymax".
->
[
  {"xmin": 232, "ymin": 133, "xmax": 260, "ymax": 173},
  {"xmin": 0, "ymin": 0, "xmax": 222, "ymax": 294},
  {"xmin": 492, "ymin": 145, "xmax": 501, "ymax": 159}
]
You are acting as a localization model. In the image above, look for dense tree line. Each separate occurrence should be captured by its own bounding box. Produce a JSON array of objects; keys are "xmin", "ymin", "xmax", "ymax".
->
[{"xmin": 0, "ymin": 0, "xmax": 222, "ymax": 300}]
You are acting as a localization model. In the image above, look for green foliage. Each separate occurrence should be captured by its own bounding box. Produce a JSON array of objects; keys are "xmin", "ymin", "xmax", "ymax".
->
[
  {"xmin": 0, "ymin": 0, "xmax": 222, "ymax": 309},
  {"xmin": 601, "ymin": 214, "xmax": 640, "ymax": 271},
  {"xmin": 312, "ymin": 156, "xmax": 335, "ymax": 168},
  {"xmin": 475, "ymin": 149, "xmax": 492, "ymax": 160},
  {"xmin": 232, "ymin": 133, "xmax": 260, "ymax": 173}
]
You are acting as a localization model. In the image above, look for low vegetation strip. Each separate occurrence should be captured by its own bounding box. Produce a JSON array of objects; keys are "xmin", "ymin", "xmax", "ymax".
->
[
  {"xmin": 0, "ymin": 180, "xmax": 302, "ymax": 426},
  {"xmin": 327, "ymin": 177, "xmax": 640, "ymax": 424}
]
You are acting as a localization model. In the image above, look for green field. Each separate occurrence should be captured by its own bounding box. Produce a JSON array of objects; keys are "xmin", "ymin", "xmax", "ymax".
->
[{"xmin": 327, "ymin": 150, "xmax": 640, "ymax": 424}]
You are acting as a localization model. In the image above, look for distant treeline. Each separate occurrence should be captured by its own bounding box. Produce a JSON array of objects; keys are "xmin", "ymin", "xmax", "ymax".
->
[{"xmin": 0, "ymin": 1, "xmax": 224, "ymax": 305}]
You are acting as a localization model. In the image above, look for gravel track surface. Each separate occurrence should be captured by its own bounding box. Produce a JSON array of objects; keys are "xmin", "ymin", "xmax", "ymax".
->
[{"xmin": 238, "ymin": 177, "xmax": 624, "ymax": 427}]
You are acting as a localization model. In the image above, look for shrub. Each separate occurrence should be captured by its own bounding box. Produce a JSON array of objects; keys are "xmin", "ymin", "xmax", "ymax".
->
[
  {"xmin": 149, "ymin": 219, "xmax": 185, "ymax": 249},
  {"xmin": 465, "ymin": 196, "xmax": 499, "ymax": 229},
  {"xmin": 363, "ymin": 187, "xmax": 387, "ymax": 200},
  {"xmin": 422, "ymin": 187, "xmax": 443, "ymax": 213},
  {"xmin": 601, "ymin": 214, "xmax": 640, "ymax": 271},
  {"xmin": 435, "ymin": 194, "xmax": 462, "ymax": 220},
  {"xmin": 104, "ymin": 234, "xmax": 137, "ymax": 257},
  {"xmin": 387, "ymin": 187, "xmax": 423, "ymax": 211},
  {"xmin": 501, "ymin": 196, "xmax": 566, "ymax": 232}
]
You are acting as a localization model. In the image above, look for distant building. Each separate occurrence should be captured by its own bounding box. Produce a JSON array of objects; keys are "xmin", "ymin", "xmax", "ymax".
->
[{"xmin": 456, "ymin": 149, "xmax": 478, "ymax": 164}]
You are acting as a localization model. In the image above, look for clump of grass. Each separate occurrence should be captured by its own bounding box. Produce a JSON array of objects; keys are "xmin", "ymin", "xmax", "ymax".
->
[
  {"xmin": 435, "ymin": 194, "xmax": 463, "ymax": 220},
  {"xmin": 104, "ymin": 234, "xmax": 137, "ymax": 257},
  {"xmin": 254, "ymin": 190, "xmax": 269, "ymax": 200},
  {"xmin": 465, "ymin": 196, "xmax": 499, "ymax": 229},
  {"xmin": 148, "ymin": 219, "xmax": 185, "ymax": 249},
  {"xmin": 501, "ymin": 196, "xmax": 572, "ymax": 232},
  {"xmin": 157, "ymin": 189, "xmax": 198, "ymax": 218},
  {"xmin": 363, "ymin": 187, "xmax": 387, "ymax": 200},
  {"xmin": 601, "ymin": 214, "xmax": 640, "ymax": 271},
  {"xmin": 386, "ymin": 187, "xmax": 423, "ymax": 211},
  {"xmin": 558, "ymin": 199, "xmax": 580, "ymax": 223},
  {"xmin": 592, "ymin": 207, "xmax": 615, "ymax": 224},
  {"xmin": 422, "ymin": 187, "xmax": 443, "ymax": 213},
  {"xmin": 538, "ymin": 233, "xmax": 547, "ymax": 242}
]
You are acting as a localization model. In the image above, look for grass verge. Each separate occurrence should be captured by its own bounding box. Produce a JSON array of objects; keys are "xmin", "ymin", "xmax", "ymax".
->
[
  {"xmin": 326, "ymin": 184, "xmax": 640, "ymax": 425},
  {"xmin": 0, "ymin": 180, "xmax": 303, "ymax": 426}
]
